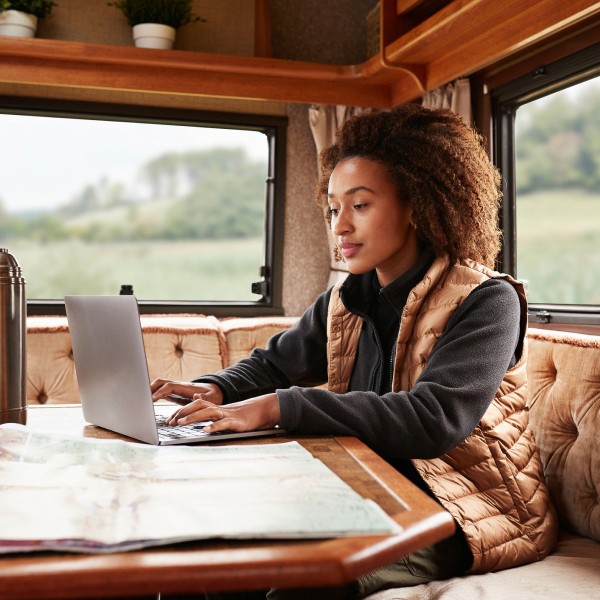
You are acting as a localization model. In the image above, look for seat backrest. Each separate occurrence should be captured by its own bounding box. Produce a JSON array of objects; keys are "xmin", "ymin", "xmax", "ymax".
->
[{"xmin": 527, "ymin": 328, "xmax": 600, "ymax": 542}]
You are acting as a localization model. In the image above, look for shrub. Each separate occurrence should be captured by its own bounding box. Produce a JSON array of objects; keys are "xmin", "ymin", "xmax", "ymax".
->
[{"xmin": 108, "ymin": 0, "xmax": 205, "ymax": 29}]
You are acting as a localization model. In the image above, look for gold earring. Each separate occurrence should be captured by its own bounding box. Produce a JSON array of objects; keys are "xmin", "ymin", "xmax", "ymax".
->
[{"xmin": 333, "ymin": 246, "xmax": 343, "ymax": 262}]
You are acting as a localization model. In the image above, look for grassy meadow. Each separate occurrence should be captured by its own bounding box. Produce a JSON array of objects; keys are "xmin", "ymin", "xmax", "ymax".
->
[
  {"xmin": 516, "ymin": 189, "xmax": 600, "ymax": 304},
  {"xmin": 9, "ymin": 237, "xmax": 263, "ymax": 301}
]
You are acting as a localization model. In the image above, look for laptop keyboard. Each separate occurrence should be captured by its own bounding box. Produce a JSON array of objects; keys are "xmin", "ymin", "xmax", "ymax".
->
[{"xmin": 155, "ymin": 414, "xmax": 218, "ymax": 440}]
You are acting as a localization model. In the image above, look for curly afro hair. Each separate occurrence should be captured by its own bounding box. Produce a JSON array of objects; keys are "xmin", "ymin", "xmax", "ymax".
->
[{"xmin": 316, "ymin": 104, "xmax": 502, "ymax": 268}]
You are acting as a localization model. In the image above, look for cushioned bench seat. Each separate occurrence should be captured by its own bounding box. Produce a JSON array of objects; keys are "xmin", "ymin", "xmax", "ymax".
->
[{"xmin": 365, "ymin": 533, "xmax": 600, "ymax": 599}]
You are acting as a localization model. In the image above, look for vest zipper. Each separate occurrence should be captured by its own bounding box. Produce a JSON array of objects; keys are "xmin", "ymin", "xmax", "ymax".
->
[
  {"xmin": 358, "ymin": 313, "xmax": 383, "ymax": 393},
  {"xmin": 369, "ymin": 320, "xmax": 382, "ymax": 393},
  {"xmin": 389, "ymin": 342, "xmax": 396, "ymax": 392},
  {"xmin": 358, "ymin": 311, "xmax": 399, "ymax": 394}
]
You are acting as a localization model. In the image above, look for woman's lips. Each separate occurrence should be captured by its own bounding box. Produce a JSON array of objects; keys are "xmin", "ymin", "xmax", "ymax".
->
[{"xmin": 339, "ymin": 242, "xmax": 361, "ymax": 259}]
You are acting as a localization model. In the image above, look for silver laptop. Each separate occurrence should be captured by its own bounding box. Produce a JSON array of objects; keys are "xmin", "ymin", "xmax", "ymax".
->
[{"xmin": 64, "ymin": 295, "xmax": 282, "ymax": 445}]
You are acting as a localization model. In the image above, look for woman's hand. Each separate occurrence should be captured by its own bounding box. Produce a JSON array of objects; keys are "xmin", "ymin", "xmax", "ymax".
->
[
  {"xmin": 150, "ymin": 379, "xmax": 223, "ymax": 406},
  {"xmin": 164, "ymin": 393, "xmax": 281, "ymax": 434}
]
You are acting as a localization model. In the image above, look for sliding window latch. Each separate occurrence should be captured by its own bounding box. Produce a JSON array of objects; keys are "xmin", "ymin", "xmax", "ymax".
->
[
  {"xmin": 535, "ymin": 310, "xmax": 552, "ymax": 324},
  {"xmin": 251, "ymin": 266, "xmax": 270, "ymax": 298}
]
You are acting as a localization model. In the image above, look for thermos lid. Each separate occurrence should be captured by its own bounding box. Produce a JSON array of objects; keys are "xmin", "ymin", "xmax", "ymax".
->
[{"xmin": 0, "ymin": 248, "xmax": 24, "ymax": 280}]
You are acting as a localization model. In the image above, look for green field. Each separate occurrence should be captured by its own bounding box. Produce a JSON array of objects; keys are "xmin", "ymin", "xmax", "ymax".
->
[
  {"xmin": 9, "ymin": 238, "xmax": 263, "ymax": 301},
  {"xmin": 517, "ymin": 189, "xmax": 600, "ymax": 304}
]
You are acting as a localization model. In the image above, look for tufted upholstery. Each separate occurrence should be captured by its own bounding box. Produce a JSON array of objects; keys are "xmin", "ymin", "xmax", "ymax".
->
[
  {"xmin": 26, "ymin": 315, "xmax": 297, "ymax": 405},
  {"xmin": 135, "ymin": 315, "xmax": 228, "ymax": 384},
  {"xmin": 527, "ymin": 328, "xmax": 600, "ymax": 543},
  {"xmin": 220, "ymin": 317, "xmax": 299, "ymax": 366},
  {"xmin": 26, "ymin": 317, "xmax": 78, "ymax": 405}
]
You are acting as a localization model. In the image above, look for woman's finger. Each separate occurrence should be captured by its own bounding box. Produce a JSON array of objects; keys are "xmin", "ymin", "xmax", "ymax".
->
[
  {"xmin": 151, "ymin": 381, "xmax": 200, "ymax": 402},
  {"xmin": 165, "ymin": 396, "xmax": 216, "ymax": 425}
]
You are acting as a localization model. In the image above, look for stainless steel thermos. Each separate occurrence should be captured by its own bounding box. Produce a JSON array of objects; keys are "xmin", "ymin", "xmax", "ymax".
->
[{"xmin": 0, "ymin": 248, "xmax": 27, "ymax": 425}]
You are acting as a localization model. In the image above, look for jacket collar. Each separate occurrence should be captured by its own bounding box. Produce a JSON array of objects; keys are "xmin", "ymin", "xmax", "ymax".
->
[{"xmin": 339, "ymin": 246, "xmax": 436, "ymax": 318}]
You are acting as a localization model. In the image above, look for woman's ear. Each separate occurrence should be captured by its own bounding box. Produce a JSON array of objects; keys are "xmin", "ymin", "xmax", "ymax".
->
[{"xmin": 408, "ymin": 209, "xmax": 417, "ymax": 230}]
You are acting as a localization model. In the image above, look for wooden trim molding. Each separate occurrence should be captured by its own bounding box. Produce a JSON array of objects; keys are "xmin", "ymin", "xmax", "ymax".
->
[
  {"xmin": 0, "ymin": 37, "xmax": 396, "ymax": 108},
  {"xmin": 0, "ymin": 0, "xmax": 599, "ymax": 108},
  {"xmin": 384, "ymin": 0, "xmax": 600, "ymax": 99}
]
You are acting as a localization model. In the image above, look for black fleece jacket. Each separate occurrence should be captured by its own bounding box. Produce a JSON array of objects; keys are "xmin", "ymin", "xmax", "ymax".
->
[{"xmin": 195, "ymin": 253, "xmax": 521, "ymax": 483}]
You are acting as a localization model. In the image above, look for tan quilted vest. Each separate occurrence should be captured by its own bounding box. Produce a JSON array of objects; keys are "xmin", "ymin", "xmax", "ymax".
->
[{"xmin": 327, "ymin": 256, "xmax": 558, "ymax": 573}]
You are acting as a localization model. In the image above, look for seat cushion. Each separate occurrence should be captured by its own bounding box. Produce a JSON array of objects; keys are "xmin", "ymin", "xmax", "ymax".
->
[{"xmin": 363, "ymin": 533, "xmax": 600, "ymax": 600}]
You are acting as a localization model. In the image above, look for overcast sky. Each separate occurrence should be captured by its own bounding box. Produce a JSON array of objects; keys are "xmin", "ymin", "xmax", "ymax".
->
[{"xmin": 0, "ymin": 115, "xmax": 269, "ymax": 211}]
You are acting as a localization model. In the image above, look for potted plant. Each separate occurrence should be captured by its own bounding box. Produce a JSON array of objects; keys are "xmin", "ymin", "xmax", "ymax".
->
[
  {"xmin": 0, "ymin": 0, "xmax": 56, "ymax": 38},
  {"xmin": 108, "ymin": 0, "xmax": 205, "ymax": 50}
]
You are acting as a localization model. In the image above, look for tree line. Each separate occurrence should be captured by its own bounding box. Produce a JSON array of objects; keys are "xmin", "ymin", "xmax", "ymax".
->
[
  {"xmin": 0, "ymin": 147, "xmax": 268, "ymax": 243},
  {"xmin": 516, "ymin": 83, "xmax": 600, "ymax": 194}
]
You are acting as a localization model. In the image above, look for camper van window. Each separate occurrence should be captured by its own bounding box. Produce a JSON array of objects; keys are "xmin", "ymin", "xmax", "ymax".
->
[
  {"xmin": 0, "ymin": 101, "xmax": 287, "ymax": 317},
  {"xmin": 493, "ymin": 44, "xmax": 600, "ymax": 326}
]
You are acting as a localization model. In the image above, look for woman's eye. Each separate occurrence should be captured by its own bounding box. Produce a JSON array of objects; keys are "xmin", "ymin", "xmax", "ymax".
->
[
  {"xmin": 328, "ymin": 207, "xmax": 339, "ymax": 216},
  {"xmin": 354, "ymin": 203, "xmax": 367, "ymax": 210}
]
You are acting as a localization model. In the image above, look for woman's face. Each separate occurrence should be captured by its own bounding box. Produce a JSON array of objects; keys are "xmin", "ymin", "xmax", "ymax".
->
[{"xmin": 327, "ymin": 157, "xmax": 419, "ymax": 286}]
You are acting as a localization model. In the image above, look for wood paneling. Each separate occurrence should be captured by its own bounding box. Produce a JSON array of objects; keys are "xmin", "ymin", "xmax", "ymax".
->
[
  {"xmin": 0, "ymin": 37, "xmax": 394, "ymax": 108},
  {"xmin": 0, "ymin": 1, "xmax": 599, "ymax": 109}
]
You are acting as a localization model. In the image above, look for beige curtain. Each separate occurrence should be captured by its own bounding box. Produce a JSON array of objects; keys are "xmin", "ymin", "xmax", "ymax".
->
[
  {"xmin": 308, "ymin": 105, "xmax": 371, "ymax": 157},
  {"xmin": 421, "ymin": 78, "xmax": 472, "ymax": 123},
  {"xmin": 308, "ymin": 105, "xmax": 371, "ymax": 287}
]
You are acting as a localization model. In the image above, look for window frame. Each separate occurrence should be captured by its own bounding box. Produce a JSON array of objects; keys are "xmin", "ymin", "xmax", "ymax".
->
[
  {"xmin": 0, "ymin": 96, "xmax": 287, "ymax": 318},
  {"xmin": 492, "ymin": 43, "xmax": 600, "ymax": 327}
]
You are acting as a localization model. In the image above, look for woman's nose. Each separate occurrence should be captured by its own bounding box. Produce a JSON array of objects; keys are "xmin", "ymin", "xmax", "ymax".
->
[{"xmin": 332, "ymin": 209, "xmax": 351, "ymax": 236}]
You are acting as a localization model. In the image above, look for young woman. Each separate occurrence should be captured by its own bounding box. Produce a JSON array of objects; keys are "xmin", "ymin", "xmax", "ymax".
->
[{"xmin": 152, "ymin": 104, "xmax": 557, "ymax": 599}]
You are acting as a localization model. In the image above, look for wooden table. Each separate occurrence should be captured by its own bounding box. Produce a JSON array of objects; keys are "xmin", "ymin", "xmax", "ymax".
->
[{"xmin": 0, "ymin": 405, "xmax": 455, "ymax": 599}]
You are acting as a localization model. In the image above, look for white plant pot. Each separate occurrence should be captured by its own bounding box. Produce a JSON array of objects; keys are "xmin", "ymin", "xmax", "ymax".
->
[
  {"xmin": 0, "ymin": 10, "xmax": 37, "ymax": 38},
  {"xmin": 132, "ymin": 23, "xmax": 176, "ymax": 50}
]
